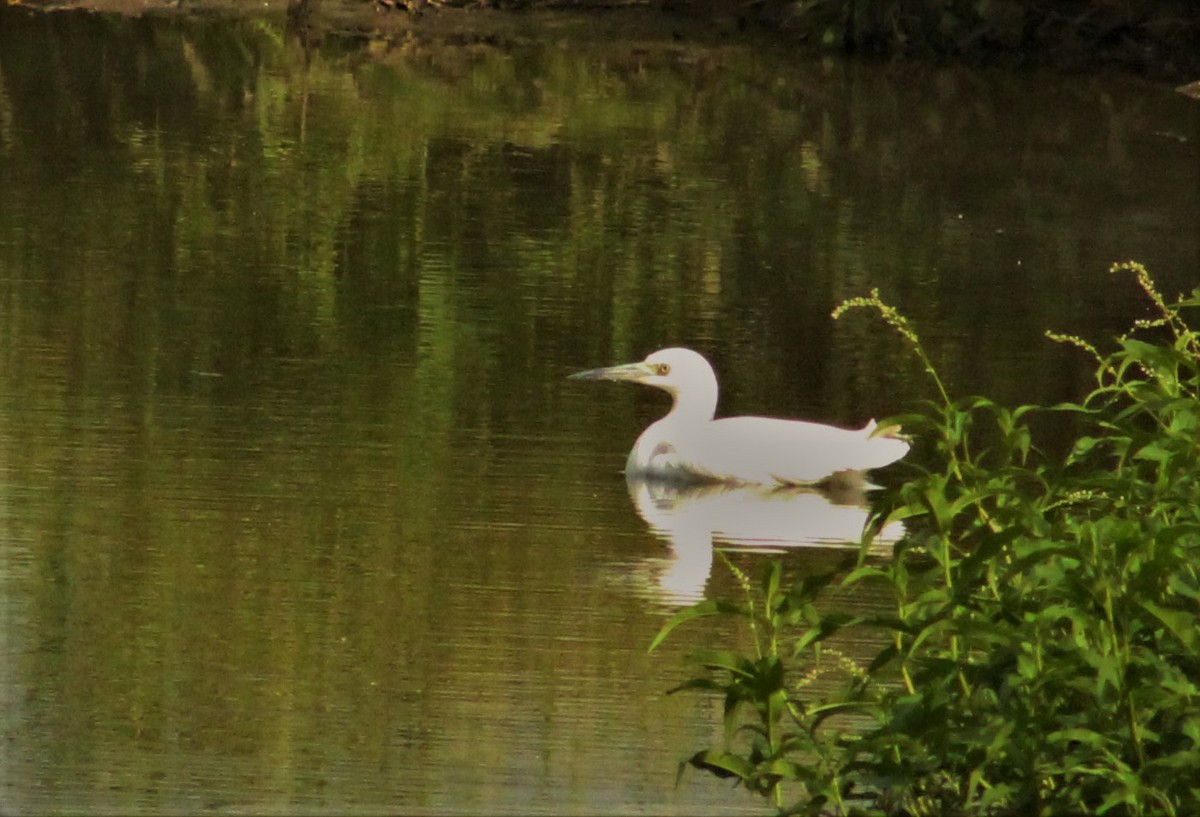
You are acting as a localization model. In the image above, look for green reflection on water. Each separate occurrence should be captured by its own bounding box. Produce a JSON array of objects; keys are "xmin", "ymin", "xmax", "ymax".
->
[{"xmin": 0, "ymin": 4, "xmax": 1196, "ymax": 814}]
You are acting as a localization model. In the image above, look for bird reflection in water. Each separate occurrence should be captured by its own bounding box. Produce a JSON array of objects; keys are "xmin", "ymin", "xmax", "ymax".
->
[{"xmin": 627, "ymin": 474, "xmax": 905, "ymax": 607}]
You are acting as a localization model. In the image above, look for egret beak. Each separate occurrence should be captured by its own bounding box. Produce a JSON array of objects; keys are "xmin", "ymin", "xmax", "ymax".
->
[{"xmin": 568, "ymin": 361, "xmax": 652, "ymax": 382}]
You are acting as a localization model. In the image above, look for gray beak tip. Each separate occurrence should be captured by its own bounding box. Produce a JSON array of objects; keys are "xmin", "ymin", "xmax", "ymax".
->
[{"xmin": 568, "ymin": 361, "xmax": 646, "ymax": 383}]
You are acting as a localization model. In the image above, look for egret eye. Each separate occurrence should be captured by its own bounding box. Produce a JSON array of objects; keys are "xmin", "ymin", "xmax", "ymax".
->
[{"xmin": 656, "ymin": 363, "xmax": 671, "ymax": 376}]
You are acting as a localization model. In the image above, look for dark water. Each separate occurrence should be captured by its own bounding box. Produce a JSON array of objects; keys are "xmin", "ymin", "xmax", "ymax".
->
[{"xmin": 0, "ymin": 6, "xmax": 1197, "ymax": 814}]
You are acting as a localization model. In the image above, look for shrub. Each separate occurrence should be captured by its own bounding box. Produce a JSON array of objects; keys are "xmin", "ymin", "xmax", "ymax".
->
[{"xmin": 651, "ymin": 262, "xmax": 1200, "ymax": 816}]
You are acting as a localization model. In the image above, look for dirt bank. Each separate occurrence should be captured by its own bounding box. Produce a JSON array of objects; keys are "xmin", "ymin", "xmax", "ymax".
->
[
  {"xmin": 14, "ymin": 0, "xmax": 1200, "ymax": 83},
  {"xmin": 11, "ymin": 0, "xmax": 761, "ymax": 44}
]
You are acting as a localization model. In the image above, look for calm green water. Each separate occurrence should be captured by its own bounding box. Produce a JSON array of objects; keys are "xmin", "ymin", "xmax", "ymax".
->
[{"xmin": 0, "ymin": 6, "xmax": 1197, "ymax": 814}]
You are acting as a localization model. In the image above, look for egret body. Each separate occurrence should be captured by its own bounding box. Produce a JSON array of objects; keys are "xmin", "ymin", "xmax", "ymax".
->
[{"xmin": 570, "ymin": 347, "xmax": 908, "ymax": 485}]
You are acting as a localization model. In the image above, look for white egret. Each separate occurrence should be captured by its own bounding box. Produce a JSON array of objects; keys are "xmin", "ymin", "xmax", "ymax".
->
[{"xmin": 570, "ymin": 347, "xmax": 908, "ymax": 485}]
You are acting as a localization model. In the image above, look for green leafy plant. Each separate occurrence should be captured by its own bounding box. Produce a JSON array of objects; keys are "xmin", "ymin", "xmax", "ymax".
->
[{"xmin": 652, "ymin": 262, "xmax": 1200, "ymax": 816}]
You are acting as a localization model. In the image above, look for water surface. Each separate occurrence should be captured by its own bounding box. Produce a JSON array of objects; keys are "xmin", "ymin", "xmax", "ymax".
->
[{"xmin": 0, "ymin": 6, "xmax": 1197, "ymax": 813}]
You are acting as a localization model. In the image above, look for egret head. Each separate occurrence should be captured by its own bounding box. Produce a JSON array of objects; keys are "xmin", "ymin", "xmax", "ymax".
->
[{"xmin": 569, "ymin": 347, "xmax": 719, "ymax": 420}]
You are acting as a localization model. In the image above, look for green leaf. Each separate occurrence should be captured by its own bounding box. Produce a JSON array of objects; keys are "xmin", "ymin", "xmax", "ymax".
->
[
  {"xmin": 842, "ymin": 564, "xmax": 889, "ymax": 585},
  {"xmin": 978, "ymin": 781, "xmax": 1016, "ymax": 811},
  {"xmin": 1140, "ymin": 599, "xmax": 1200, "ymax": 651},
  {"xmin": 1096, "ymin": 786, "xmax": 1136, "ymax": 815},
  {"xmin": 685, "ymin": 749, "xmax": 754, "ymax": 781},
  {"xmin": 809, "ymin": 700, "xmax": 874, "ymax": 730},
  {"xmin": 867, "ymin": 644, "xmax": 899, "ymax": 674},
  {"xmin": 648, "ymin": 598, "xmax": 738, "ymax": 653},
  {"xmin": 1133, "ymin": 441, "xmax": 1174, "ymax": 463},
  {"xmin": 665, "ymin": 676, "xmax": 727, "ymax": 696},
  {"xmin": 693, "ymin": 648, "xmax": 756, "ymax": 678},
  {"xmin": 762, "ymin": 559, "xmax": 782, "ymax": 608},
  {"xmin": 1046, "ymin": 727, "xmax": 1106, "ymax": 748},
  {"xmin": 763, "ymin": 757, "xmax": 809, "ymax": 782}
]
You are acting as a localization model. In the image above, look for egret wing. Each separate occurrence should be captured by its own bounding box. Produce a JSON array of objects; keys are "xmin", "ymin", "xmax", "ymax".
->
[{"xmin": 680, "ymin": 416, "xmax": 908, "ymax": 485}]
